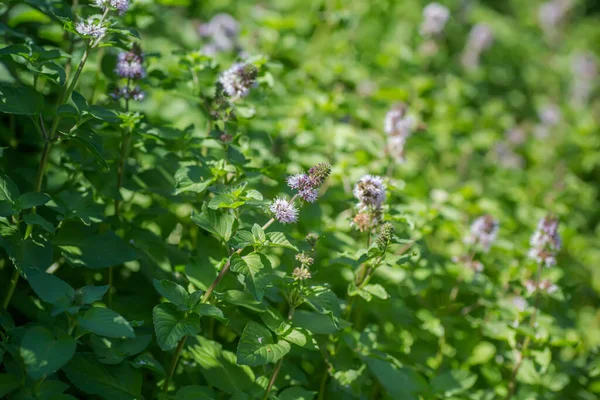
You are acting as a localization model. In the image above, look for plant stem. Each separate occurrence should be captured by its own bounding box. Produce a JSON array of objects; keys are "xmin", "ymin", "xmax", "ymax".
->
[
  {"xmin": 2, "ymin": 269, "xmax": 20, "ymax": 310},
  {"xmin": 505, "ymin": 263, "xmax": 543, "ymax": 399},
  {"xmin": 107, "ymin": 266, "xmax": 114, "ymax": 308},
  {"xmin": 162, "ymin": 334, "xmax": 187, "ymax": 393},
  {"xmin": 262, "ymin": 306, "xmax": 296, "ymax": 400}
]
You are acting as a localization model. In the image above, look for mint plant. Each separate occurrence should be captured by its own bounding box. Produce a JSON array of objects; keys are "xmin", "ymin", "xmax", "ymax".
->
[{"xmin": 1, "ymin": 1, "xmax": 599, "ymax": 400}]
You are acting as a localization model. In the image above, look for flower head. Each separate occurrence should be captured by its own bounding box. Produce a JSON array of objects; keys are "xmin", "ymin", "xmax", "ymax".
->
[
  {"xmin": 219, "ymin": 62, "xmax": 258, "ymax": 98},
  {"xmin": 420, "ymin": 3, "xmax": 450, "ymax": 37},
  {"xmin": 525, "ymin": 279, "xmax": 558, "ymax": 294},
  {"xmin": 286, "ymin": 163, "xmax": 331, "ymax": 203},
  {"xmin": 528, "ymin": 215, "xmax": 561, "ymax": 267},
  {"xmin": 354, "ymin": 175, "xmax": 386, "ymax": 210},
  {"xmin": 292, "ymin": 266, "xmax": 311, "ymax": 281},
  {"xmin": 75, "ymin": 19, "xmax": 106, "ymax": 38},
  {"xmin": 466, "ymin": 215, "xmax": 499, "ymax": 252},
  {"xmin": 270, "ymin": 197, "xmax": 298, "ymax": 224},
  {"xmin": 376, "ymin": 222, "xmax": 395, "ymax": 250},
  {"xmin": 116, "ymin": 45, "xmax": 145, "ymax": 80},
  {"xmin": 95, "ymin": 0, "xmax": 129, "ymax": 15},
  {"xmin": 198, "ymin": 13, "xmax": 240, "ymax": 54}
]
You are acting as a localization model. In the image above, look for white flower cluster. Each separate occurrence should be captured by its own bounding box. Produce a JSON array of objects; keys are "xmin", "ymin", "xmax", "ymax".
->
[
  {"xmin": 571, "ymin": 52, "xmax": 597, "ymax": 107},
  {"xmin": 461, "ymin": 24, "xmax": 494, "ymax": 70},
  {"xmin": 525, "ymin": 279, "xmax": 558, "ymax": 295},
  {"xmin": 420, "ymin": 3, "xmax": 450, "ymax": 37},
  {"xmin": 219, "ymin": 62, "xmax": 257, "ymax": 99},
  {"xmin": 95, "ymin": 0, "xmax": 129, "ymax": 15},
  {"xmin": 354, "ymin": 175, "xmax": 386, "ymax": 210},
  {"xmin": 269, "ymin": 197, "xmax": 298, "ymax": 224},
  {"xmin": 198, "ymin": 13, "xmax": 240, "ymax": 55},
  {"xmin": 528, "ymin": 215, "xmax": 561, "ymax": 267},
  {"xmin": 465, "ymin": 215, "xmax": 499, "ymax": 253},
  {"xmin": 75, "ymin": 18, "xmax": 107, "ymax": 38},
  {"xmin": 538, "ymin": 0, "xmax": 573, "ymax": 40},
  {"xmin": 384, "ymin": 104, "xmax": 415, "ymax": 163}
]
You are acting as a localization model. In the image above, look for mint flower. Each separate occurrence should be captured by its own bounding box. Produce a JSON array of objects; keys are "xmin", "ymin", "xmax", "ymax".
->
[
  {"xmin": 219, "ymin": 62, "xmax": 257, "ymax": 98},
  {"xmin": 354, "ymin": 175, "xmax": 386, "ymax": 210},
  {"xmin": 286, "ymin": 163, "xmax": 331, "ymax": 203},
  {"xmin": 528, "ymin": 215, "xmax": 561, "ymax": 267},
  {"xmin": 75, "ymin": 19, "xmax": 106, "ymax": 38},
  {"xmin": 420, "ymin": 3, "xmax": 450, "ymax": 37},
  {"xmin": 270, "ymin": 197, "xmax": 298, "ymax": 224},
  {"xmin": 95, "ymin": 0, "xmax": 129, "ymax": 15},
  {"xmin": 465, "ymin": 215, "xmax": 499, "ymax": 253}
]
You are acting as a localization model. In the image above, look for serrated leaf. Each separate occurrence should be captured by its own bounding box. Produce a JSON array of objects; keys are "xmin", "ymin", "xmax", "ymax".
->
[
  {"xmin": 0, "ymin": 84, "xmax": 43, "ymax": 115},
  {"xmin": 174, "ymin": 164, "xmax": 215, "ymax": 195},
  {"xmin": 152, "ymin": 303, "xmax": 200, "ymax": 351},
  {"xmin": 304, "ymin": 286, "xmax": 341, "ymax": 317},
  {"xmin": 363, "ymin": 284, "xmax": 389, "ymax": 300},
  {"xmin": 191, "ymin": 203, "xmax": 235, "ymax": 242},
  {"xmin": 153, "ymin": 279, "xmax": 189, "ymax": 308},
  {"xmin": 252, "ymin": 224, "xmax": 266, "ymax": 243},
  {"xmin": 20, "ymin": 326, "xmax": 76, "ymax": 379},
  {"xmin": 194, "ymin": 303, "xmax": 228, "ymax": 324},
  {"xmin": 63, "ymin": 353, "xmax": 142, "ymax": 400},
  {"xmin": 0, "ymin": 173, "xmax": 20, "ymax": 202},
  {"xmin": 236, "ymin": 322, "xmax": 291, "ymax": 366},
  {"xmin": 266, "ymin": 232, "xmax": 297, "ymax": 250},
  {"xmin": 219, "ymin": 290, "xmax": 266, "ymax": 312},
  {"xmin": 90, "ymin": 334, "xmax": 151, "ymax": 365},
  {"xmin": 230, "ymin": 230, "xmax": 255, "ymax": 249},
  {"xmin": 78, "ymin": 285, "xmax": 110, "ymax": 304},
  {"xmin": 189, "ymin": 336, "xmax": 257, "ymax": 395},
  {"xmin": 132, "ymin": 353, "xmax": 166, "ymax": 377},
  {"xmin": 208, "ymin": 193, "xmax": 244, "ymax": 209},
  {"xmin": 230, "ymin": 252, "xmax": 272, "ymax": 302},
  {"xmin": 78, "ymin": 308, "xmax": 135, "ymax": 339}
]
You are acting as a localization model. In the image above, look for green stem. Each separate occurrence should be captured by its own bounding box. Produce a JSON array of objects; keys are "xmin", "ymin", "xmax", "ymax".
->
[
  {"xmin": 262, "ymin": 306, "xmax": 296, "ymax": 400},
  {"xmin": 107, "ymin": 266, "xmax": 114, "ymax": 308},
  {"xmin": 162, "ymin": 334, "xmax": 187, "ymax": 393},
  {"xmin": 2, "ymin": 268, "xmax": 20, "ymax": 310},
  {"xmin": 505, "ymin": 263, "xmax": 543, "ymax": 400}
]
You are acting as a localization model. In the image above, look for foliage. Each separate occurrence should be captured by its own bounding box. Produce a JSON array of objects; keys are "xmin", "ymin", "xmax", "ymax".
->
[{"xmin": 1, "ymin": 0, "xmax": 600, "ymax": 399}]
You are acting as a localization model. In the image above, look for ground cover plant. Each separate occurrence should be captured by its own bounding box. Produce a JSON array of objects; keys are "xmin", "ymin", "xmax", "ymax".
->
[{"xmin": 1, "ymin": 0, "xmax": 599, "ymax": 399}]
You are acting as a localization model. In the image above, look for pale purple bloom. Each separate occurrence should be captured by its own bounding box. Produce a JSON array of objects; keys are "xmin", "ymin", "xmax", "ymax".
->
[
  {"xmin": 270, "ymin": 197, "xmax": 298, "ymax": 224},
  {"xmin": 116, "ymin": 50, "xmax": 145, "ymax": 80},
  {"xmin": 198, "ymin": 13, "xmax": 240, "ymax": 54},
  {"xmin": 300, "ymin": 188, "xmax": 318, "ymax": 203},
  {"xmin": 354, "ymin": 175, "xmax": 386, "ymax": 210},
  {"xmin": 466, "ymin": 215, "xmax": 499, "ymax": 252},
  {"xmin": 538, "ymin": 0, "xmax": 573, "ymax": 38},
  {"xmin": 538, "ymin": 104, "xmax": 561, "ymax": 127},
  {"xmin": 525, "ymin": 279, "xmax": 559, "ymax": 294},
  {"xmin": 387, "ymin": 135, "xmax": 408, "ymax": 164},
  {"xmin": 571, "ymin": 53, "xmax": 597, "ymax": 106},
  {"xmin": 461, "ymin": 24, "xmax": 494, "ymax": 70},
  {"xmin": 528, "ymin": 215, "xmax": 561, "ymax": 267},
  {"xmin": 511, "ymin": 296, "xmax": 527, "ymax": 312},
  {"xmin": 286, "ymin": 163, "xmax": 330, "ymax": 203},
  {"xmin": 75, "ymin": 19, "xmax": 106, "ymax": 38},
  {"xmin": 420, "ymin": 3, "xmax": 450, "ymax": 37},
  {"xmin": 287, "ymin": 174, "xmax": 309, "ymax": 190},
  {"xmin": 95, "ymin": 0, "xmax": 129, "ymax": 15},
  {"xmin": 219, "ymin": 62, "xmax": 257, "ymax": 98},
  {"xmin": 110, "ymin": 85, "xmax": 144, "ymax": 102}
]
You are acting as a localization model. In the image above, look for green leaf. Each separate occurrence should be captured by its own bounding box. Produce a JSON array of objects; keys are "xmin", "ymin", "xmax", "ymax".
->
[
  {"xmin": 0, "ymin": 233, "xmax": 53, "ymax": 272},
  {"xmin": 87, "ymin": 105, "xmax": 119, "ymax": 123},
  {"xmin": 72, "ymin": 91, "xmax": 88, "ymax": 111},
  {"xmin": 153, "ymin": 279, "xmax": 189, "ymax": 308},
  {"xmin": 236, "ymin": 321, "xmax": 291, "ymax": 366},
  {"xmin": 431, "ymin": 370, "xmax": 478, "ymax": 396},
  {"xmin": 131, "ymin": 353, "xmax": 166, "ymax": 377},
  {"xmin": 266, "ymin": 232, "xmax": 297, "ymax": 250},
  {"xmin": 63, "ymin": 353, "xmax": 142, "ymax": 400},
  {"xmin": 25, "ymin": 267, "xmax": 75, "ymax": 306},
  {"xmin": 193, "ymin": 303, "xmax": 228, "ymax": 324},
  {"xmin": 17, "ymin": 192, "xmax": 51, "ymax": 209},
  {"xmin": 362, "ymin": 283, "xmax": 390, "ymax": 300},
  {"xmin": 152, "ymin": 303, "xmax": 201, "ymax": 351},
  {"xmin": 189, "ymin": 336, "xmax": 257, "ymax": 395},
  {"xmin": 57, "ymin": 104, "xmax": 79, "ymax": 119},
  {"xmin": 218, "ymin": 290, "xmax": 266, "ymax": 312},
  {"xmin": 0, "ymin": 200, "xmax": 16, "ymax": 216},
  {"xmin": 303, "ymin": 286, "xmax": 341, "ymax": 318},
  {"xmin": 0, "ymin": 373, "xmax": 20, "ymax": 397},
  {"xmin": 0, "ymin": 173, "xmax": 20, "ymax": 202},
  {"xmin": 78, "ymin": 308, "xmax": 135, "ymax": 339},
  {"xmin": 78, "ymin": 285, "xmax": 110, "ymax": 304},
  {"xmin": 252, "ymin": 224, "xmax": 266, "ymax": 243},
  {"xmin": 90, "ymin": 334, "xmax": 152, "ymax": 364},
  {"xmin": 278, "ymin": 386, "xmax": 316, "ymax": 400},
  {"xmin": 191, "ymin": 203, "xmax": 235, "ymax": 242},
  {"xmin": 230, "ymin": 252, "xmax": 272, "ymax": 302},
  {"xmin": 20, "ymin": 326, "xmax": 76, "ymax": 379},
  {"xmin": 174, "ymin": 164, "xmax": 215, "ymax": 195},
  {"xmin": 46, "ymin": 190, "xmax": 103, "ymax": 225},
  {"xmin": 208, "ymin": 193, "xmax": 245, "ymax": 210},
  {"xmin": 53, "ymin": 223, "xmax": 137, "ymax": 269},
  {"xmin": 467, "ymin": 342, "xmax": 496, "ymax": 366},
  {"xmin": 23, "ymin": 213, "xmax": 55, "ymax": 233},
  {"xmin": 292, "ymin": 310, "xmax": 340, "ymax": 335},
  {"xmin": 363, "ymin": 355, "xmax": 428, "ymax": 399},
  {"xmin": 175, "ymin": 385, "xmax": 217, "ymax": 400},
  {"xmin": 230, "ymin": 230, "xmax": 256, "ymax": 249},
  {"xmin": 0, "ymin": 84, "xmax": 43, "ymax": 115},
  {"xmin": 281, "ymin": 327, "xmax": 317, "ymax": 349},
  {"xmin": 69, "ymin": 129, "xmax": 109, "ymax": 169}
]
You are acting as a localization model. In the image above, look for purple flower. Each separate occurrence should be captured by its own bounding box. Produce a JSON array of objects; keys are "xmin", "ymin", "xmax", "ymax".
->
[
  {"xmin": 219, "ymin": 62, "xmax": 257, "ymax": 98},
  {"xmin": 420, "ymin": 3, "xmax": 450, "ymax": 37},
  {"xmin": 270, "ymin": 197, "xmax": 298, "ymax": 224},
  {"xmin": 300, "ymin": 188, "xmax": 318, "ymax": 203},
  {"xmin": 75, "ymin": 19, "xmax": 106, "ymax": 38},
  {"xmin": 115, "ymin": 46, "xmax": 145, "ymax": 80},
  {"xmin": 198, "ymin": 13, "xmax": 240, "ymax": 54},
  {"xmin": 466, "ymin": 215, "xmax": 499, "ymax": 252},
  {"xmin": 286, "ymin": 163, "xmax": 331, "ymax": 203},
  {"xmin": 354, "ymin": 175, "xmax": 386, "ymax": 210},
  {"xmin": 528, "ymin": 215, "xmax": 561, "ymax": 267},
  {"xmin": 95, "ymin": 0, "xmax": 129, "ymax": 15}
]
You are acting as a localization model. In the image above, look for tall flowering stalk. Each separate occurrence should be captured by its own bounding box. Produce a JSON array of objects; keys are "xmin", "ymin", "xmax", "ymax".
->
[
  {"xmin": 162, "ymin": 163, "xmax": 331, "ymax": 393},
  {"xmin": 506, "ymin": 215, "xmax": 561, "ymax": 399},
  {"xmin": 351, "ymin": 174, "xmax": 386, "ymax": 234},
  {"xmin": 419, "ymin": 2, "xmax": 450, "ymax": 56},
  {"xmin": 461, "ymin": 24, "xmax": 494, "ymax": 70}
]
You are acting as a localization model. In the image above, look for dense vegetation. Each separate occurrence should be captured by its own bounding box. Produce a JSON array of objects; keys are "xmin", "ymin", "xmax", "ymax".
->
[{"xmin": 1, "ymin": 0, "xmax": 599, "ymax": 399}]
